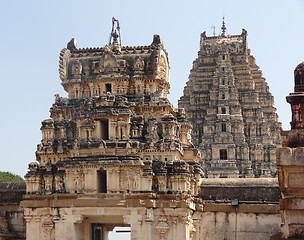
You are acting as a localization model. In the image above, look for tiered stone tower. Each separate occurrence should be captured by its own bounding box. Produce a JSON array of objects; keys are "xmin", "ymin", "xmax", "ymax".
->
[
  {"xmin": 179, "ymin": 20, "xmax": 281, "ymax": 178},
  {"xmin": 21, "ymin": 20, "xmax": 203, "ymax": 240}
]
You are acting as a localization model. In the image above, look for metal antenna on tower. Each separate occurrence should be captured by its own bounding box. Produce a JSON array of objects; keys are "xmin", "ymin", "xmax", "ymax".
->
[
  {"xmin": 221, "ymin": 16, "xmax": 227, "ymax": 37},
  {"xmin": 211, "ymin": 25, "xmax": 216, "ymax": 36}
]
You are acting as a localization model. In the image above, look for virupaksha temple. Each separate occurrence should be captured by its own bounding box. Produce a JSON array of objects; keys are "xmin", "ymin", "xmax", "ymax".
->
[{"xmin": 1, "ymin": 18, "xmax": 304, "ymax": 240}]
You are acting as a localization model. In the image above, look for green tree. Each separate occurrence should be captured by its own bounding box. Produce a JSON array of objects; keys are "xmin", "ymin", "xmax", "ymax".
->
[{"xmin": 0, "ymin": 171, "xmax": 24, "ymax": 182}]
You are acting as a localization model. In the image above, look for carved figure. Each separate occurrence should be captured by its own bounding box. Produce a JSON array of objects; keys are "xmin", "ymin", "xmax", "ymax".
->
[{"xmin": 145, "ymin": 116, "xmax": 159, "ymax": 143}]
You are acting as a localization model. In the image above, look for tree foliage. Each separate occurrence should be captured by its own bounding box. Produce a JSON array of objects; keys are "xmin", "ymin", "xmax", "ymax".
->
[{"xmin": 0, "ymin": 171, "xmax": 24, "ymax": 182}]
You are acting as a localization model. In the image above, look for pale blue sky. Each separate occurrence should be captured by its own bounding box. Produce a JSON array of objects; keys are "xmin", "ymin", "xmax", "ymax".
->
[{"xmin": 1, "ymin": 0, "xmax": 303, "ymax": 177}]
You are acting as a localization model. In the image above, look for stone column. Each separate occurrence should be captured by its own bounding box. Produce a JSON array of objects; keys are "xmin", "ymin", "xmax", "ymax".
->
[
  {"xmin": 24, "ymin": 216, "xmax": 33, "ymax": 240},
  {"xmin": 53, "ymin": 215, "xmax": 66, "ymax": 240},
  {"xmin": 124, "ymin": 213, "xmax": 143, "ymax": 240},
  {"xmin": 170, "ymin": 216, "xmax": 178, "ymax": 240},
  {"xmin": 145, "ymin": 208, "xmax": 154, "ymax": 240},
  {"xmin": 192, "ymin": 219, "xmax": 200, "ymax": 240},
  {"xmin": 34, "ymin": 216, "xmax": 41, "ymax": 240}
]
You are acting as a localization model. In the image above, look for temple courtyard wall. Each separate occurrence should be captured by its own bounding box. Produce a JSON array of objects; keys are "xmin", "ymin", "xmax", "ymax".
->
[
  {"xmin": 199, "ymin": 178, "xmax": 281, "ymax": 240},
  {"xmin": 0, "ymin": 182, "xmax": 26, "ymax": 240}
]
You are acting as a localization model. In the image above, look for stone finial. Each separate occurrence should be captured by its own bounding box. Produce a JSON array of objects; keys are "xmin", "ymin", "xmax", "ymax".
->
[
  {"xmin": 109, "ymin": 17, "xmax": 121, "ymax": 46},
  {"xmin": 294, "ymin": 62, "xmax": 304, "ymax": 92},
  {"xmin": 67, "ymin": 38, "xmax": 77, "ymax": 50},
  {"xmin": 286, "ymin": 61, "xmax": 304, "ymax": 130},
  {"xmin": 151, "ymin": 34, "xmax": 163, "ymax": 46}
]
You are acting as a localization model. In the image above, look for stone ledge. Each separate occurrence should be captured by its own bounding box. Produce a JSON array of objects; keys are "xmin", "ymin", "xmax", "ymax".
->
[
  {"xmin": 200, "ymin": 178, "xmax": 280, "ymax": 202},
  {"xmin": 204, "ymin": 202, "xmax": 279, "ymax": 214},
  {"xmin": 201, "ymin": 178, "xmax": 278, "ymax": 187},
  {"xmin": 277, "ymin": 147, "xmax": 304, "ymax": 165}
]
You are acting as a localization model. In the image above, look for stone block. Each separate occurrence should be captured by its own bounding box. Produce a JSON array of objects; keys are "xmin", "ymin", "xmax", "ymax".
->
[{"xmin": 276, "ymin": 147, "xmax": 292, "ymax": 165}]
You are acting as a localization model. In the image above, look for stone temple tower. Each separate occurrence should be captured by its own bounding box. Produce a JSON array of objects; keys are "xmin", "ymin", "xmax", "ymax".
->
[
  {"xmin": 21, "ymin": 20, "xmax": 203, "ymax": 240},
  {"xmin": 178, "ymin": 20, "xmax": 281, "ymax": 178}
]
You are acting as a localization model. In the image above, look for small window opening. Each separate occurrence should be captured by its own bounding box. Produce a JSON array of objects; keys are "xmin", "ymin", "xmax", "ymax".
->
[
  {"xmin": 222, "ymin": 67, "xmax": 225, "ymax": 71},
  {"xmin": 257, "ymin": 127, "xmax": 262, "ymax": 136},
  {"xmin": 94, "ymin": 62, "xmax": 99, "ymax": 69},
  {"xmin": 222, "ymin": 93, "xmax": 225, "ymax": 100},
  {"xmin": 220, "ymin": 149, "xmax": 228, "ymax": 160},
  {"xmin": 105, "ymin": 83, "xmax": 112, "ymax": 93},
  {"xmin": 120, "ymin": 127, "xmax": 124, "ymax": 139},
  {"xmin": 222, "ymin": 55, "xmax": 225, "ymax": 60},
  {"xmin": 100, "ymin": 119, "xmax": 109, "ymax": 140},
  {"xmin": 221, "ymin": 123, "xmax": 226, "ymax": 132},
  {"xmin": 221, "ymin": 107, "xmax": 226, "ymax": 114},
  {"xmin": 222, "ymin": 80, "xmax": 225, "ymax": 85},
  {"xmin": 245, "ymin": 127, "xmax": 250, "ymax": 137}
]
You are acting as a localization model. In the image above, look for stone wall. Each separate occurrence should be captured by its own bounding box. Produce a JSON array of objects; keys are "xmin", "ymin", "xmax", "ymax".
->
[
  {"xmin": 201, "ymin": 209, "xmax": 280, "ymax": 240},
  {"xmin": 276, "ymin": 147, "xmax": 304, "ymax": 238},
  {"xmin": 200, "ymin": 178, "xmax": 281, "ymax": 202},
  {"xmin": 0, "ymin": 182, "xmax": 26, "ymax": 240},
  {"xmin": 198, "ymin": 178, "xmax": 281, "ymax": 240}
]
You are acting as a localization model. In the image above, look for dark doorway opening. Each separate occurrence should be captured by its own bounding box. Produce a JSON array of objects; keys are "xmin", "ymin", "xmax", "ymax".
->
[
  {"xmin": 220, "ymin": 149, "xmax": 228, "ymax": 160},
  {"xmin": 92, "ymin": 223, "xmax": 103, "ymax": 240},
  {"xmin": 100, "ymin": 119, "xmax": 109, "ymax": 140},
  {"xmin": 97, "ymin": 168, "xmax": 107, "ymax": 193},
  {"xmin": 105, "ymin": 83, "xmax": 112, "ymax": 93}
]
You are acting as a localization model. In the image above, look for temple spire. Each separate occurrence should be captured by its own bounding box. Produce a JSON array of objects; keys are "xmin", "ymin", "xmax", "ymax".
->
[{"xmin": 221, "ymin": 16, "xmax": 227, "ymax": 37}]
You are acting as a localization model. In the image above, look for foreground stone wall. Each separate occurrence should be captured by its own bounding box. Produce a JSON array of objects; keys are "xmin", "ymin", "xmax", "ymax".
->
[
  {"xmin": 200, "ymin": 178, "xmax": 281, "ymax": 202},
  {"xmin": 201, "ymin": 209, "xmax": 280, "ymax": 240},
  {"xmin": 199, "ymin": 178, "xmax": 281, "ymax": 240},
  {"xmin": 276, "ymin": 147, "xmax": 304, "ymax": 238}
]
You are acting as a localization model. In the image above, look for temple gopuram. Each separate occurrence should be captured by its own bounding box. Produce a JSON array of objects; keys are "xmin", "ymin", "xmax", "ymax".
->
[
  {"xmin": 21, "ymin": 19, "xmax": 203, "ymax": 240},
  {"xmin": 179, "ymin": 19, "xmax": 281, "ymax": 178}
]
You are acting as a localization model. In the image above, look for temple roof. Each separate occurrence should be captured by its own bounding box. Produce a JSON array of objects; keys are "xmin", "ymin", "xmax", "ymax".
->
[
  {"xmin": 59, "ymin": 34, "xmax": 170, "ymax": 86},
  {"xmin": 294, "ymin": 61, "xmax": 304, "ymax": 92},
  {"xmin": 0, "ymin": 182, "xmax": 25, "ymax": 206},
  {"xmin": 199, "ymin": 28, "xmax": 248, "ymax": 55}
]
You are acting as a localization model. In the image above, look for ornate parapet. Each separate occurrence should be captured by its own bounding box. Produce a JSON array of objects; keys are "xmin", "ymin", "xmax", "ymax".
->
[{"xmin": 277, "ymin": 147, "xmax": 304, "ymax": 238}]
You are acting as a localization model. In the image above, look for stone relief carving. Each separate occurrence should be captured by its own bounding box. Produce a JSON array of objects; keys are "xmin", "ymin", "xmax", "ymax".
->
[
  {"xmin": 71, "ymin": 60, "xmax": 82, "ymax": 76},
  {"xmin": 156, "ymin": 215, "xmax": 169, "ymax": 239}
]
